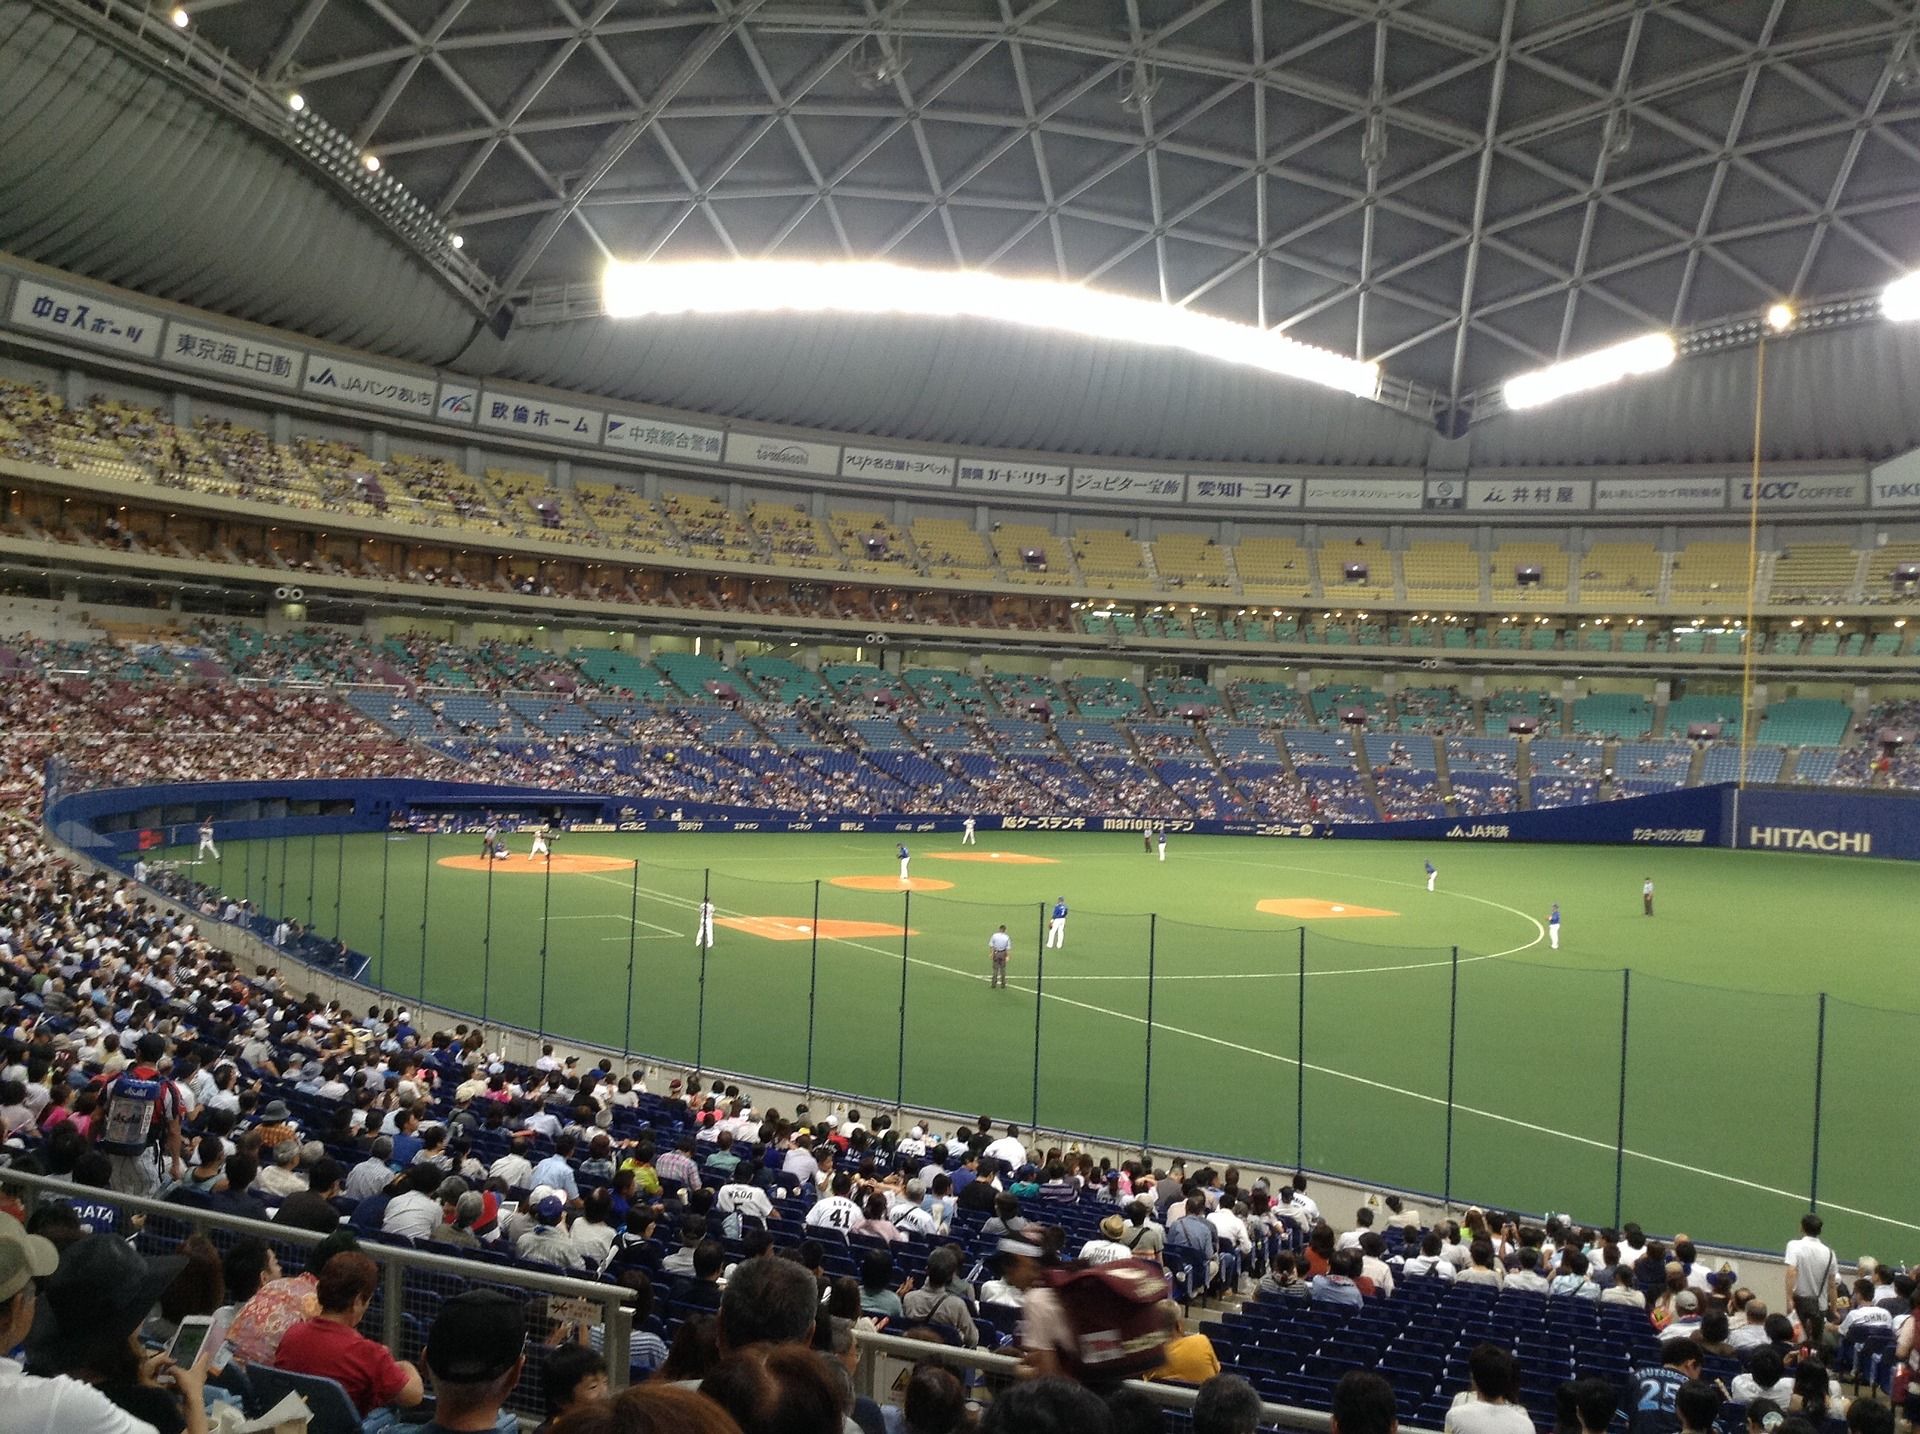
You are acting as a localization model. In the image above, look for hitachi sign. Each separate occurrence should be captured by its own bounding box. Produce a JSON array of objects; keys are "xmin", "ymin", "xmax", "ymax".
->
[{"xmin": 1748, "ymin": 825, "xmax": 1872, "ymax": 854}]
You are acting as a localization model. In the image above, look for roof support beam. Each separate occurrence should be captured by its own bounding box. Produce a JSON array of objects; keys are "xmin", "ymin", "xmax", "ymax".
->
[{"xmin": 1444, "ymin": 0, "xmax": 1517, "ymax": 409}]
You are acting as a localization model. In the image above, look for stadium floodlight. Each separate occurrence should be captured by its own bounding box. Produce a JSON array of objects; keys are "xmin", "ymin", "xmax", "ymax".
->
[
  {"xmin": 601, "ymin": 258, "xmax": 1382, "ymax": 398},
  {"xmin": 287, "ymin": 92, "xmax": 306, "ymax": 113},
  {"xmin": 1882, "ymin": 271, "xmax": 1920, "ymax": 322},
  {"xmin": 1765, "ymin": 302, "xmax": 1794, "ymax": 332},
  {"xmin": 170, "ymin": 6, "xmax": 190, "ymax": 27},
  {"xmin": 362, "ymin": 153, "xmax": 381, "ymax": 172},
  {"xmin": 1501, "ymin": 332, "xmax": 1675, "ymax": 410}
]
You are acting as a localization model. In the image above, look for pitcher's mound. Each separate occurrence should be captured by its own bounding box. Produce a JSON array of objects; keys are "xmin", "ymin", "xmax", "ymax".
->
[
  {"xmin": 437, "ymin": 854, "xmax": 635, "ymax": 875},
  {"xmin": 716, "ymin": 916, "xmax": 917, "ymax": 942},
  {"xmin": 830, "ymin": 876, "xmax": 956, "ymax": 892},
  {"xmin": 1258, "ymin": 898, "xmax": 1399, "ymax": 919},
  {"xmin": 926, "ymin": 852, "xmax": 1059, "ymax": 864}
]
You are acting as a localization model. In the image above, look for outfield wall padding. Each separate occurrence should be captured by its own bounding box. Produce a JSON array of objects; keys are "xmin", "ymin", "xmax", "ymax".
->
[{"xmin": 44, "ymin": 775, "xmax": 1920, "ymax": 861}]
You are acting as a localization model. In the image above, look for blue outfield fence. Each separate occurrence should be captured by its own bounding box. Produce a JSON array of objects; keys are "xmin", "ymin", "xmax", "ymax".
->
[{"xmin": 44, "ymin": 772, "xmax": 1920, "ymax": 860}]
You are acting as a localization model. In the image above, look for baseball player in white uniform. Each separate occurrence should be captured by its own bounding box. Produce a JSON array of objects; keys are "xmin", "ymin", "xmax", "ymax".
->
[
  {"xmin": 1155, "ymin": 826, "xmax": 1167, "ymax": 862},
  {"xmin": 528, "ymin": 824, "xmax": 552, "ymax": 861},
  {"xmin": 695, "ymin": 899, "xmax": 715, "ymax": 950},
  {"xmin": 1046, "ymin": 897, "xmax": 1068, "ymax": 949},
  {"xmin": 196, "ymin": 819, "xmax": 218, "ymax": 862},
  {"xmin": 1425, "ymin": 860, "xmax": 1437, "ymax": 892},
  {"xmin": 1548, "ymin": 902, "xmax": 1561, "ymax": 950},
  {"xmin": 898, "ymin": 842, "xmax": 911, "ymax": 883},
  {"xmin": 961, "ymin": 816, "xmax": 976, "ymax": 845}
]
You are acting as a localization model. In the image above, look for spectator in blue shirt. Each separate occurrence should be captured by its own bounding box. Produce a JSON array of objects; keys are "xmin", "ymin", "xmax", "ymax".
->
[{"xmin": 531, "ymin": 1132, "xmax": 581, "ymax": 1200}]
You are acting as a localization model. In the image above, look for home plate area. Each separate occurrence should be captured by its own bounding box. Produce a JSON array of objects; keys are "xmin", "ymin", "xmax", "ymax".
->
[
  {"xmin": 714, "ymin": 916, "xmax": 917, "ymax": 942},
  {"xmin": 1256, "ymin": 898, "xmax": 1400, "ymax": 920}
]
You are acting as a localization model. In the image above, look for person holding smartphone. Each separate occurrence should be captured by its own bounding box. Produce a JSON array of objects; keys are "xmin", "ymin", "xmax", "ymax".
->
[{"xmin": 23, "ymin": 1233, "xmax": 212, "ymax": 1434}]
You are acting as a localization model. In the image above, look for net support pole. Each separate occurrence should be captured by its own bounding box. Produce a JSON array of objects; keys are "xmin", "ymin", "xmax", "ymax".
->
[
  {"xmin": 1738, "ymin": 336, "xmax": 1766, "ymax": 791},
  {"xmin": 537, "ymin": 842, "xmax": 555, "ymax": 1040},
  {"xmin": 895, "ymin": 889, "xmax": 910, "ymax": 1111},
  {"xmin": 376, "ymin": 825, "xmax": 390, "ymax": 991},
  {"xmin": 1143, "ymin": 913, "xmax": 1157, "ymax": 1151},
  {"xmin": 244, "ymin": 839, "xmax": 253, "ymax": 926},
  {"xmin": 1031, "ymin": 903, "xmax": 1045, "ymax": 1130},
  {"xmin": 804, "ymin": 880, "xmax": 820, "ymax": 1097},
  {"xmin": 695, "ymin": 868, "xmax": 710, "ymax": 1075},
  {"xmin": 622, "ymin": 856, "xmax": 640, "ymax": 1065},
  {"xmin": 418, "ymin": 829, "xmax": 432, "ymax": 1009},
  {"xmin": 277, "ymin": 832, "xmax": 287, "ymax": 925},
  {"xmin": 481, "ymin": 850, "xmax": 495, "ymax": 1028},
  {"xmin": 1444, "ymin": 946, "xmax": 1459, "ymax": 1208},
  {"xmin": 1809, "ymin": 992, "xmax": 1828, "ymax": 1211},
  {"xmin": 1296, "ymin": 926, "xmax": 1307, "ymax": 1168},
  {"xmin": 306, "ymin": 833, "xmax": 317, "ymax": 927},
  {"xmin": 333, "ymin": 830, "xmax": 345, "ymax": 939},
  {"xmin": 1613, "ymin": 968, "xmax": 1631, "ymax": 1228}
]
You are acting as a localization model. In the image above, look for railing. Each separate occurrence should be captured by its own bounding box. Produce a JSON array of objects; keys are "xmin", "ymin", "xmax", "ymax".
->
[{"xmin": 0, "ymin": 1169, "xmax": 636, "ymax": 1417}]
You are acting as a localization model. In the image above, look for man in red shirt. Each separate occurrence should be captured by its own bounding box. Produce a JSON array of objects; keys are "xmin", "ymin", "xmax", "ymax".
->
[{"xmin": 275, "ymin": 1251, "xmax": 425, "ymax": 1417}]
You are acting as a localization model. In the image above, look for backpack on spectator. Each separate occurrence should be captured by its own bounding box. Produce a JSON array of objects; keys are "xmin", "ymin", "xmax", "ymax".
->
[
  {"xmin": 1042, "ymin": 1259, "xmax": 1173, "ymax": 1380},
  {"xmin": 97, "ymin": 1070, "xmax": 166, "ymax": 1157}
]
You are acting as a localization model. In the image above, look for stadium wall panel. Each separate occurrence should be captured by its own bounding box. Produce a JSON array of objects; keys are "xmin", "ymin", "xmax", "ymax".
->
[{"xmin": 46, "ymin": 777, "xmax": 1920, "ymax": 860}]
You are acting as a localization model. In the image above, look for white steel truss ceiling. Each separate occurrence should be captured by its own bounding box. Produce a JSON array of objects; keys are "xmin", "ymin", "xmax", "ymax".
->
[{"xmin": 107, "ymin": 0, "xmax": 1920, "ymax": 418}]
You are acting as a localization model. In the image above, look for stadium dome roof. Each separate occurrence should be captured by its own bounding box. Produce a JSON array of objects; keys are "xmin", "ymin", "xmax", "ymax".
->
[{"xmin": 6, "ymin": 0, "xmax": 1920, "ymax": 466}]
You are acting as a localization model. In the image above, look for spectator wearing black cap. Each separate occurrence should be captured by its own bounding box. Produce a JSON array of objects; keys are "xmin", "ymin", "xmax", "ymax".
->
[
  {"xmin": 415, "ymin": 1290, "xmax": 529, "ymax": 1433},
  {"xmin": 0, "ymin": 1211, "xmax": 158, "ymax": 1434},
  {"xmin": 23, "ymin": 1233, "xmax": 210, "ymax": 1434}
]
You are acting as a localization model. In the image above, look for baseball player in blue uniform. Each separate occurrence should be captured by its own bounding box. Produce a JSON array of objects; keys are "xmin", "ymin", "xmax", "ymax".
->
[
  {"xmin": 1046, "ymin": 897, "xmax": 1068, "ymax": 949},
  {"xmin": 1548, "ymin": 902, "xmax": 1561, "ymax": 950}
]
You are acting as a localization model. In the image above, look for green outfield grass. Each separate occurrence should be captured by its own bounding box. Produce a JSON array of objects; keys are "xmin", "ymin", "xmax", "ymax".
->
[{"xmin": 177, "ymin": 828, "xmax": 1918, "ymax": 1257}]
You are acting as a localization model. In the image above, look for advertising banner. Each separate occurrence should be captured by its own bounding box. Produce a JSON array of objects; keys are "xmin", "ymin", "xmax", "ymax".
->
[
  {"xmin": 1070, "ymin": 467, "xmax": 1186, "ymax": 505},
  {"xmin": 1187, "ymin": 476, "xmax": 1302, "ymax": 509},
  {"xmin": 724, "ymin": 431, "xmax": 841, "ymax": 476},
  {"xmin": 1869, "ymin": 448, "xmax": 1920, "ymax": 508},
  {"xmin": 603, "ymin": 413, "xmax": 724, "ymax": 462},
  {"xmin": 9, "ymin": 279, "xmax": 161, "ymax": 359},
  {"xmin": 1303, "ymin": 476, "xmax": 1427, "ymax": 511},
  {"xmin": 302, "ymin": 356, "xmax": 436, "ymax": 417},
  {"xmin": 434, "ymin": 378, "xmax": 480, "ymax": 427},
  {"xmin": 478, "ymin": 389, "xmax": 603, "ymax": 446},
  {"xmin": 840, "ymin": 445, "xmax": 956, "ymax": 488},
  {"xmin": 1731, "ymin": 473, "xmax": 1867, "ymax": 510},
  {"xmin": 956, "ymin": 459, "xmax": 1071, "ymax": 496},
  {"xmin": 1592, "ymin": 475, "xmax": 1727, "ymax": 511},
  {"xmin": 1466, "ymin": 478, "xmax": 1593, "ymax": 512},
  {"xmin": 162, "ymin": 321, "xmax": 302, "ymax": 389}
]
